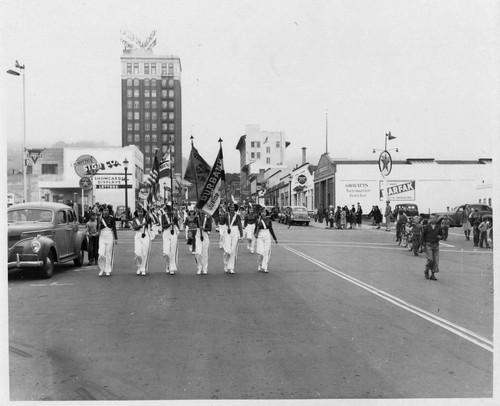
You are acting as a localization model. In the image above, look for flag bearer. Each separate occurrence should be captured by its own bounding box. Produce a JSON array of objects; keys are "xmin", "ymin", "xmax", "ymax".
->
[
  {"xmin": 220, "ymin": 202, "xmax": 243, "ymax": 274},
  {"xmin": 97, "ymin": 204, "xmax": 118, "ymax": 277},
  {"xmin": 194, "ymin": 210, "xmax": 212, "ymax": 274},
  {"xmin": 161, "ymin": 204, "xmax": 180, "ymax": 275},
  {"xmin": 132, "ymin": 206, "xmax": 152, "ymax": 276},
  {"xmin": 255, "ymin": 206, "xmax": 278, "ymax": 273}
]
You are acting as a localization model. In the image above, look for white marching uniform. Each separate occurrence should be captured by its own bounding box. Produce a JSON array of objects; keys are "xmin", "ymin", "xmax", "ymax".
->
[
  {"xmin": 222, "ymin": 213, "xmax": 243, "ymax": 273},
  {"xmin": 195, "ymin": 215, "xmax": 211, "ymax": 274},
  {"xmin": 133, "ymin": 217, "xmax": 151, "ymax": 275},
  {"xmin": 98, "ymin": 215, "xmax": 117, "ymax": 276},
  {"xmin": 161, "ymin": 213, "xmax": 179, "ymax": 274},
  {"xmin": 255, "ymin": 216, "xmax": 278, "ymax": 273}
]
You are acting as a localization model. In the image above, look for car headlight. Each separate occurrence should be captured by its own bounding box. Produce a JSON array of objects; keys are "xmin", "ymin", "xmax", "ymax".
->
[{"xmin": 31, "ymin": 240, "xmax": 41, "ymax": 253}]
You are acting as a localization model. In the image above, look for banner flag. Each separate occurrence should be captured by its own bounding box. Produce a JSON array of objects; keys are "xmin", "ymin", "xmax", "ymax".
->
[
  {"xmin": 159, "ymin": 147, "xmax": 172, "ymax": 180},
  {"xmin": 146, "ymin": 152, "xmax": 160, "ymax": 205},
  {"xmin": 195, "ymin": 147, "xmax": 225, "ymax": 215},
  {"xmin": 184, "ymin": 146, "xmax": 211, "ymax": 184}
]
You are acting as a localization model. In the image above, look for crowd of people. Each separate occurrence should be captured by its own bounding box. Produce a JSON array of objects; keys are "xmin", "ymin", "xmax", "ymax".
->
[{"xmin": 83, "ymin": 201, "xmax": 278, "ymax": 277}]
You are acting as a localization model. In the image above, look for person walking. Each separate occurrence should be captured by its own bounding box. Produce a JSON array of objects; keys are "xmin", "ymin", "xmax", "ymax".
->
[
  {"xmin": 355, "ymin": 202, "xmax": 363, "ymax": 229},
  {"xmin": 132, "ymin": 206, "xmax": 152, "ymax": 276},
  {"xmin": 421, "ymin": 215, "xmax": 443, "ymax": 281},
  {"xmin": 374, "ymin": 205, "xmax": 383, "ymax": 229},
  {"xmin": 220, "ymin": 202, "xmax": 243, "ymax": 274},
  {"xmin": 384, "ymin": 201, "xmax": 392, "ymax": 231},
  {"xmin": 254, "ymin": 206, "xmax": 278, "ymax": 273},
  {"xmin": 161, "ymin": 204, "xmax": 180, "ymax": 275},
  {"xmin": 243, "ymin": 204, "xmax": 258, "ymax": 253},
  {"xmin": 97, "ymin": 204, "xmax": 118, "ymax": 277},
  {"xmin": 85, "ymin": 211, "xmax": 99, "ymax": 265},
  {"xmin": 411, "ymin": 215, "xmax": 423, "ymax": 256},
  {"xmin": 462, "ymin": 204, "xmax": 472, "ymax": 240},
  {"xmin": 441, "ymin": 215, "xmax": 450, "ymax": 241},
  {"xmin": 478, "ymin": 218, "xmax": 490, "ymax": 249},
  {"xmin": 194, "ymin": 210, "xmax": 212, "ymax": 274}
]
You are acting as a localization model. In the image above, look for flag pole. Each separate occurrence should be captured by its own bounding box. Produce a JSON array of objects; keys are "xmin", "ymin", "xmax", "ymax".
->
[
  {"xmin": 219, "ymin": 138, "xmax": 229, "ymax": 208},
  {"xmin": 190, "ymin": 135, "xmax": 199, "ymax": 202},
  {"xmin": 170, "ymin": 146, "xmax": 174, "ymax": 207}
]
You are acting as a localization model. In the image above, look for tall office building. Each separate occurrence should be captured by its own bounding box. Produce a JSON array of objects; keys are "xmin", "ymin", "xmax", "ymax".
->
[{"xmin": 120, "ymin": 30, "xmax": 182, "ymax": 176}]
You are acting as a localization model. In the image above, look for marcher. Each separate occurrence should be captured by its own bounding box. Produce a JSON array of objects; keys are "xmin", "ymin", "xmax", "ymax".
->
[
  {"xmin": 410, "ymin": 215, "xmax": 423, "ymax": 256},
  {"xmin": 462, "ymin": 204, "xmax": 472, "ymax": 240},
  {"xmin": 421, "ymin": 215, "xmax": 443, "ymax": 281},
  {"xmin": 384, "ymin": 201, "xmax": 392, "ymax": 231},
  {"xmin": 441, "ymin": 215, "xmax": 450, "ymax": 241},
  {"xmin": 85, "ymin": 211, "xmax": 99, "ymax": 265},
  {"xmin": 132, "ymin": 206, "xmax": 152, "ymax": 276},
  {"xmin": 185, "ymin": 209, "xmax": 198, "ymax": 254},
  {"xmin": 243, "ymin": 205, "xmax": 258, "ymax": 253},
  {"xmin": 355, "ymin": 202, "xmax": 363, "ymax": 229},
  {"xmin": 161, "ymin": 204, "xmax": 180, "ymax": 274},
  {"xmin": 194, "ymin": 210, "xmax": 212, "ymax": 274},
  {"xmin": 254, "ymin": 206, "xmax": 278, "ymax": 273},
  {"xmin": 97, "ymin": 204, "xmax": 118, "ymax": 277},
  {"xmin": 220, "ymin": 202, "xmax": 243, "ymax": 274},
  {"xmin": 478, "ymin": 219, "xmax": 490, "ymax": 249}
]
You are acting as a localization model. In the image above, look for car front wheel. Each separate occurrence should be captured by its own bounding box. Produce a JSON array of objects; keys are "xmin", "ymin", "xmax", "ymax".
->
[
  {"xmin": 39, "ymin": 251, "xmax": 55, "ymax": 279},
  {"xmin": 74, "ymin": 244, "xmax": 85, "ymax": 267}
]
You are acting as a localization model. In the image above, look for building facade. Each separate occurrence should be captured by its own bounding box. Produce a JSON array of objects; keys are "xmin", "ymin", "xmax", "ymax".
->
[{"xmin": 120, "ymin": 48, "xmax": 182, "ymax": 176}]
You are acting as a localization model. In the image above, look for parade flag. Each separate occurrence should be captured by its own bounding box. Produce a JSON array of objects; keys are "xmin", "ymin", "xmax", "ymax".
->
[
  {"xmin": 146, "ymin": 152, "xmax": 160, "ymax": 205},
  {"xmin": 196, "ymin": 147, "xmax": 225, "ymax": 215},
  {"xmin": 158, "ymin": 147, "xmax": 172, "ymax": 180},
  {"xmin": 184, "ymin": 146, "xmax": 211, "ymax": 185}
]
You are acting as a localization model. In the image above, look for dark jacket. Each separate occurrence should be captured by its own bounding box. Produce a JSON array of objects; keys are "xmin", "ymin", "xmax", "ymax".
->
[{"xmin": 422, "ymin": 223, "xmax": 443, "ymax": 244}]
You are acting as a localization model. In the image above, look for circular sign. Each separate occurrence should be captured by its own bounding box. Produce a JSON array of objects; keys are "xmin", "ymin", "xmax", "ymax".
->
[
  {"xmin": 79, "ymin": 177, "xmax": 93, "ymax": 191},
  {"xmin": 74, "ymin": 155, "xmax": 98, "ymax": 177},
  {"xmin": 378, "ymin": 150, "xmax": 393, "ymax": 177},
  {"xmin": 297, "ymin": 174, "xmax": 307, "ymax": 185}
]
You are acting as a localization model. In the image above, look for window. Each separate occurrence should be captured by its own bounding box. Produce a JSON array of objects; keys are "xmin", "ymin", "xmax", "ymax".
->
[
  {"xmin": 144, "ymin": 101, "xmax": 150, "ymax": 109},
  {"xmin": 144, "ymin": 63, "xmax": 150, "ymax": 75},
  {"xmin": 151, "ymin": 64, "xmax": 156, "ymax": 75},
  {"xmin": 151, "ymin": 101, "xmax": 157, "ymax": 109},
  {"xmin": 161, "ymin": 79, "xmax": 167, "ymax": 87},
  {"xmin": 162, "ymin": 112, "xmax": 168, "ymax": 120},
  {"xmin": 161, "ymin": 90, "xmax": 167, "ymax": 98},
  {"xmin": 162, "ymin": 134, "xmax": 168, "ymax": 143},
  {"xmin": 127, "ymin": 134, "xmax": 133, "ymax": 142},
  {"xmin": 169, "ymin": 134, "xmax": 175, "ymax": 143},
  {"xmin": 162, "ymin": 145, "xmax": 168, "ymax": 153},
  {"xmin": 134, "ymin": 112, "xmax": 140, "ymax": 120},
  {"xmin": 134, "ymin": 123, "xmax": 140, "ymax": 131},
  {"xmin": 168, "ymin": 123, "xmax": 174, "ymax": 131},
  {"xmin": 168, "ymin": 90, "xmax": 174, "ymax": 98},
  {"xmin": 145, "ymin": 157, "xmax": 150, "ymax": 165},
  {"xmin": 251, "ymin": 152, "xmax": 255, "ymax": 159},
  {"xmin": 133, "ymin": 89, "xmax": 139, "ymax": 97},
  {"xmin": 266, "ymin": 158, "xmax": 271, "ymax": 164},
  {"xmin": 127, "ymin": 79, "xmax": 132, "ymax": 86},
  {"xmin": 169, "ymin": 112, "xmax": 174, "ymax": 120},
  {"xmin": 145, "ymin": 134, "xmax": 150, "ymax": 142},
  {"xmin": 145, "ymin": 145, "xmax": 150, "ymax": 153},
  {"xmin": 168, "ymin": 63, "xmax": 174, "ymax": 75},
  {"xmin": 127, "ymin": 123, "xmax": 133, "ymax": 131},
  {"xmin": 127, "ymin": 112, "xmax": 133, "ymax": 120},
  {"xmin": 151, "ymin": 79, "xmax": 157, "ymax": 87},
  {"xmin": 144, "ymin": 123, "xmax": 150, "ymax": 131},
  {"xmin": 144, "ymin": 89, "xmax": 150, "ymax": 97},
  {"xmin": 127, "ymin": 63, "xmax": 132, "ymax": 74},
  {"xmin": 266, "ymin": 147, "xmax": 270, "ymax": 153},
  {"xmin": 162, "ymin": 123, "xmax": 168, "ymax": 131},
  {"xmin": 168, "ymin": 101, "xmax": 174, "ymax": 109},
  {"xmin": 276, "ymin": 141, "xmax": 280, "ymax": 148},
  {"xmin": 145, "ymin": 112, "xmax": 150, "ymax": 120},
  {"xmin": 127, "ymin": 101, "xmax": 133, "ymax": 109},
  {"xmin": 26, "ymin": 165, "xmax": 32, "ymax": 175},
  {"xmin": 41, "ymin": 164, "xmax": 58, "ymax": 174},
  {"xmin": 152, "ymin": 123, "xmax": 157, "ymax": 131},
  {"xmin": 151, "ymin": 112, "xmax": 157, "ymax": 120},
  {"xmin": 256, "ymin": 141, "xmax": 261, "ymax": 148},
  {"xmin": 161, "ymin": 101, "xmax": 168, "ymax": 109},
  {"xmin": 152, "ymin": 134, "xmax": 157, "ymax": 142},
  {"xmin": 256, "ymin": 152, "xmax": 261, "ymax": 159},
  {"xmin": 133, "ymin": 100, "xmax": 140, "ymax": 109},
  {"xmin": 127, "ymin": 89, "xmax": 132, "ymax": 97},
  {"xmin": 151, "ymin": 89, "xmax": 157, "ymax": 97},
  {"xmin": 57, "ymin": 211, "xmax": 67, "ymax": 224},
  {"xmin": 168, "ymin": 79, "xmax": 174, "ymax": 87},
  {"xmin": 133, "ymin": 63, "xmax": 139, "ymax": 74},
  {"xmin": 134, "ymin": 134, "xmax": 140, "ymax": 142},
  {"xmin": 144, "ymin": 79, "xmax": 150, "ymax": 87},
  {"xmin": 161, "ymin": 63, "xmax": 167, "ymax": 75},
  {"xmin": 133, "ymin": 79, "xmax": 139, "ymax": 86}
]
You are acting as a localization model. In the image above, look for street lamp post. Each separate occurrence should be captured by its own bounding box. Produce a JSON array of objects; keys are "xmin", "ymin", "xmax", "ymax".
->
[
  {"xmin": 123, "ymin": 158, "xmax": 129, "ymax": 227},
  {"xmin": 7, "ymin": 61, "xmax": 27, "ymax": 202}
]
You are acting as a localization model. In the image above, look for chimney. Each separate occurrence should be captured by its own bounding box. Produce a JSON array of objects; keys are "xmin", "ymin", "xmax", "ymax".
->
[{"xmin": 302, "ymin": 147, "xmax": 307, "ymax": 165}]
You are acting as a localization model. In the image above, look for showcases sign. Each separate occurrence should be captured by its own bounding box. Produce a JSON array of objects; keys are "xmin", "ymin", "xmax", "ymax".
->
[{"xmin": 93, "ymin": 175, "xmax": 132, "ymax": 189}]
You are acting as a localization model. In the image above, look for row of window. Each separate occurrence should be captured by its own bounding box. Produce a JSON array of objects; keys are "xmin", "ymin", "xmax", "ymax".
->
[
  {"xmin": 126, "ymin": 111, "xmax": 175, "ymax": 121},
  {"xmin": 250, "ymin": 141, "xmax": 280, "ymax": 149},
  {"xmin": 125, "ymin": 62, "xmax": 175, "ymax": 76},
  {"xmin": 126, "ymin": 89, "xmax": 175, "ymax": 99},
  {"xmin": 127, "ymin": 122, "xmax": 175, "ymax": 132},
  {"xmin": 126, "ymin": 100, "xmax": 176, "ymax": 110},
  {"xmin": 126, "ymin": 78, "xmax": 174, "ymax": 87},
  {"xmin": 126, "ymin": 134, "xmax": 175, "ymax": 144}
]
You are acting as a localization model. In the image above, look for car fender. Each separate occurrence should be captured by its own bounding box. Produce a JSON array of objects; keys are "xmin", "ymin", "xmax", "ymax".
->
[
  {"xmin": 27, "ymin": 235, "xmax": 60, "ymax": 263},
  {"xmin": 74, "ymin": 230, "xmax": 88, "ymax": 252}
]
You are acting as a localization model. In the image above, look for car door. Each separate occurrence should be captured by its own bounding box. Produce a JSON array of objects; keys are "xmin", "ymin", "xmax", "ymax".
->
[
  {"xmin": 54, "ymin": 209, "xmax": 70, "ymax": 257},
  {"xmin": 66, "ymin": 210, "xmax": 78, "ymax": 257}
]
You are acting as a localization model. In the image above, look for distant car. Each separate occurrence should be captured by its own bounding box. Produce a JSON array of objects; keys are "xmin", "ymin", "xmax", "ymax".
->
[
  {"xmin": 8, "ymin": 202, "xmax": 88, "ymax": 278},
  {"xmin": 392, "ymin": 203, "xmax": 419, "ymax": 218},
  {"xmin": 284, "ymin": 206, "xmax": 310, "ymax": 226},
  {"xmin": 432, "ymin": 204, "xmax": 492, "ymax": 227}
]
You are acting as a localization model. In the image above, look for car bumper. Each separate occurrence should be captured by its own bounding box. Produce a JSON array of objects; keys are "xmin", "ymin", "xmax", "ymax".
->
[{"xmin": 8, "ymin": 253, "xmax": 43, "ymax": 269}]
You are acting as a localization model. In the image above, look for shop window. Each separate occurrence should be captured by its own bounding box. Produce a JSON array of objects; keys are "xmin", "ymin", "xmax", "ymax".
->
[{"xmin": 42, "ymin": 164, "xmax": 58, "ymax": 175}]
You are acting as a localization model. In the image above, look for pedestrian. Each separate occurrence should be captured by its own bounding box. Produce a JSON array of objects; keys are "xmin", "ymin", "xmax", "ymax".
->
[
  {"xmin": 395, "ymin": 210, "xmax": 408, "ymax": 244},
  {"xmin": 410, "ymin": 215, "xmax": 423, "ymax": 256},
  {"xmin": 462, "ymin": 204, "xmax": 472, "ymax": 240},
  {"xmin": 374, "ymin": 205, "xmax": 383, "ymax": 229},
  {"xmin": 243, "ymin": 204, "xmax": 258, "ymax": 253},
  {"xmin": 384, "ymin": 200, "xmax": 392, "ymax": 231},
  {"xmin": 194, "ymin": 210, "xmax": 212, "ymax": 274},
  {"xmin": 161, "ymin": 204, "xmax": 180, "ymax": 275},
  {"xmin": 340, "ymin": 206, "xmax": 347, "ymax": 229},
  {"xmin": 285, "ymin": 207, "xmax": 292, "ymax": 229},
  {"xmin": 254, "ymin": 206, "xmax": 278, "ymax": 273},
  {"xmin": 334, "ymin": 206, "xmax": 341, "ymax": 229},
  {"xmin": 421, "ymin": 215, "xmax": 443, "ymax": 281},
  {"xmin": 132, "ymin": 206, "xmax": 152, "ymax": 276},
  {"xmin": 317, "ymin": 204, "xmax": 324, "ymax": 223},
  {"xmin": 97, "ymin": 204, "xmax": 118, "ymax": 277},
  {"xmin": 85, "ymin": 211, "xmax": 99, "ymax": 265},
  {"xmin": 185, "ymin": 209, "xmax": 198, "ymax": 254},
  {"xmin": 367, "ymin": 205, "xmax": 376, "ymax": 227},
  {"xmin": 470, "ymin": 209, "xmax": 481, "ymax": 247},
  {"xmin": 441, "ymin": 215, "xmax": 450, "ymax": 241},
  {"xmin": 356, "ymin": 202, "xmax": 363, "ymax": 229},
  {"xmin": 220, "ymin": 202, "xmax": 243, "ymax": 274},
  {"xmin": 478, "ymin": 218, "xmax": 490, "ymax": 249},
  {"xmin": 349, "ymin": 205, "xmax": 356, "ymax": 229}
]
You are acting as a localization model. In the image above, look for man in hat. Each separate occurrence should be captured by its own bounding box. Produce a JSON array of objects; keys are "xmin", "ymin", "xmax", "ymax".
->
[
  {"xmin": 384, "ymin": 200, "xmax": 392, "ymax": 231},
  {"xmin": 220, "ymin": 202, "xmax": 243, "ymax": 274},
  {"xmin": 161, "ymin": 204, "xmax": 180, "ymax": 274}
]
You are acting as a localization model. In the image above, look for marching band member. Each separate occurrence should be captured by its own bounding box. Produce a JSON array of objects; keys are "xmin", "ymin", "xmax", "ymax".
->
[
  {"xmin": 255, "ymin": 206, "xmax": 278, "ymax": 273},
  {"xmin": 217, "ymin": 204, "xmax": 227, "ymax": 249},
  {"xmin": 132, "ymin": 206, "xmax": 152, "ymax": 276},
  {"xmin": 185, "ymin": 209, "xmax": 198, "ymax": 254},
  {"xmin": 194, "ymin": 210, "xmax": 212, "ymax": 274},
  {"xmin": 220, "ymin": 202, "xmax": 243, "ymax": 274},
  {"xmin": 161, "ymin": 204, "xmax": 180, "ymax": 275},
  {"xmin": 243, "ymin": 204, "xmax": 258, "ymax": 253},
  {"xmin": 97, "ymin": 204, "xmax": 118, "ymax": 277}
]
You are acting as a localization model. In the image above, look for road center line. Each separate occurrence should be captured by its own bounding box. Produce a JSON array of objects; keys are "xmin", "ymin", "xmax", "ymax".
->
[{"xmin": 280, "ymin": 243, "xmax": 493, "ymax": 353}]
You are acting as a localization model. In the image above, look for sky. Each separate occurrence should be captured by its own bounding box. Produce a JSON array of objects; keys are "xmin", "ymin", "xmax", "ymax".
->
[{"xmin": 1, "ymin": 0, "xmax": 499, "ymax": 174}]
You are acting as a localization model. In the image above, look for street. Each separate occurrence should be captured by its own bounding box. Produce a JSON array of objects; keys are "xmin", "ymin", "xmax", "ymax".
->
[{"xmin": 8, "ymin": 220, "xmax": 493, "ymax": 401}]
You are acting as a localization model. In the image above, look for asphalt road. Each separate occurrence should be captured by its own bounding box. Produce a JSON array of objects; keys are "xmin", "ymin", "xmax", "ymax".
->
[{"xmin": 8, "ymin": 220, "xmax": 494, "ymax": 402}]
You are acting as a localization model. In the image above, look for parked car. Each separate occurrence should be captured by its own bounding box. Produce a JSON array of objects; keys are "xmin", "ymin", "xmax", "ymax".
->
[
  {"xmin": 283, "ymin": 206, "xmax": 310, "ymax": 226},
  {"xmin": 8, "ymin": 202, "xmax": 88, "ymax": 278},
  {"xmin": 392, "ymin": 203, "xmax": 419, "ymax": 218},
  {"xmin": 432, "ymin": 204, "xmax": 492, "ymax": 227}
]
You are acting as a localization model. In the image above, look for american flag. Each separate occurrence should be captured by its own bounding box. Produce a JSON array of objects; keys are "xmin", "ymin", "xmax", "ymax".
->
[{"xmin": 146, "ymin": 152, "xmax": 160, "ymax": 204}]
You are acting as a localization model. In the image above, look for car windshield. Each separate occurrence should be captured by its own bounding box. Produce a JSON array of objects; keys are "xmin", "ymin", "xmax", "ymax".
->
[
  {"xmin": 8, "ymin": 209, "xmax": 53, "ymax": 223},
  {"xmin": 293, "ymin": 207, "xmax": 307, "ymax": 212}
]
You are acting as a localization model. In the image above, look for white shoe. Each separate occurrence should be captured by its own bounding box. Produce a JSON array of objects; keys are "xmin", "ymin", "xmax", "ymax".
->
[
  {"xmin": 202, "ymin": 270, "xmax": 208, "ymax": 274},
  {"xmin": 224, "ymin": 266, "xmax": 228, "ymax": 273},
  {"xmin": 141, "ymin": 271, "xmax": 146, "ymax": 276},
  {"xmin": 257, "ymin": 265, "xmax": 261, "ymax": 271},
  {"xmin": 170, "ymin": 271, "xmax": 175, "ymax": 275},
  {"xmin": 166, "ymin": 268, "xmax": 170, "ymax": 273},
  {"xmin": 136, "ymin": 269, "xmax": 141, "ymax": 275},
  {"xmin": 197, "ymin": 269, "xmax": 202, "ymax": 275},
  {"xmin": 98, "ymin": 270, "xmax": 104, "ymax": 277},
  {"xmin": 105, "ymin": 272, "xmax": 111, "ymax": 277},
  {"xmin": 263, "ymin": 269, "xmax": 268, "ymax": 273},
  {"xmin": 229, "ymin": 269, "xmax": 235, "ymax": 274}
]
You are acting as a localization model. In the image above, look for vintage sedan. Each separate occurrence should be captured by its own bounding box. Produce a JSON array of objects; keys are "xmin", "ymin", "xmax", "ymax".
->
[
  {"xmin": 8, "ymin": 202, "xmax": 88, "ymax": 278},
  {"xmin": 285, "ymin": 206, "xmax": 311, "ymax": 226},
  {"xmin": 432, "ymin": 203, "xmax": 492, "ymax": 227}
]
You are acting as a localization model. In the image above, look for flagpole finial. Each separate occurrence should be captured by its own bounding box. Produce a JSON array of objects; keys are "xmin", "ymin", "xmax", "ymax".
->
[{"xmin": 218, "ymin": 138, "xmax": 223, "ymax": 143}]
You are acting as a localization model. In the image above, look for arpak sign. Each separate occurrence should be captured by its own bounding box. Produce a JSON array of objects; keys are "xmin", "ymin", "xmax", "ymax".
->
[{"xmin": 379, "ymin": 180, "xmax": 415, "ymax": 201}]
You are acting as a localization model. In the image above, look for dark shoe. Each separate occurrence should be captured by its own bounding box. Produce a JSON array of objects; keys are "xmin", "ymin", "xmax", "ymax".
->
[
  {"xmin": 430, "ymin": 275, "xmax": 437, "ymax": 281},
  {"xmin": 424, "ymin": 271, "xmax": 429, "ymax": 279}
]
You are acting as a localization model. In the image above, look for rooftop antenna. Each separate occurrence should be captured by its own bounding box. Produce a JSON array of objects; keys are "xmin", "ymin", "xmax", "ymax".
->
[{"xmin": 325, "ymin": 110, "xmax": 329, "ymax": 154}]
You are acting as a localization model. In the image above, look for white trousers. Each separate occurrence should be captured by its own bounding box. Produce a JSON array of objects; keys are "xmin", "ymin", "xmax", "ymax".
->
[
  {"xmin": 98, "ymin": 229, "xmax": 115, "ymax": 273},
  {"xmin": 223, "ymin": 225, "xmax": 240, "ymax": 271},
  {"xmin": 134, "ymin": 231, "xmax": 151, "ymax": 273},
  {"xmin": 256, "ymin": 229, "xmax": 272, "ymax": 271},
  {"xmin": 195, "ymin": 230, "xmax": 210, "ymax": 272},
  {"xmin": 245, "ymin": 224, "xmax": 256, "ymax": 252},
  {"xmin": 162, "ymin": 228, "xmax": 179, "ymax": 272}
]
